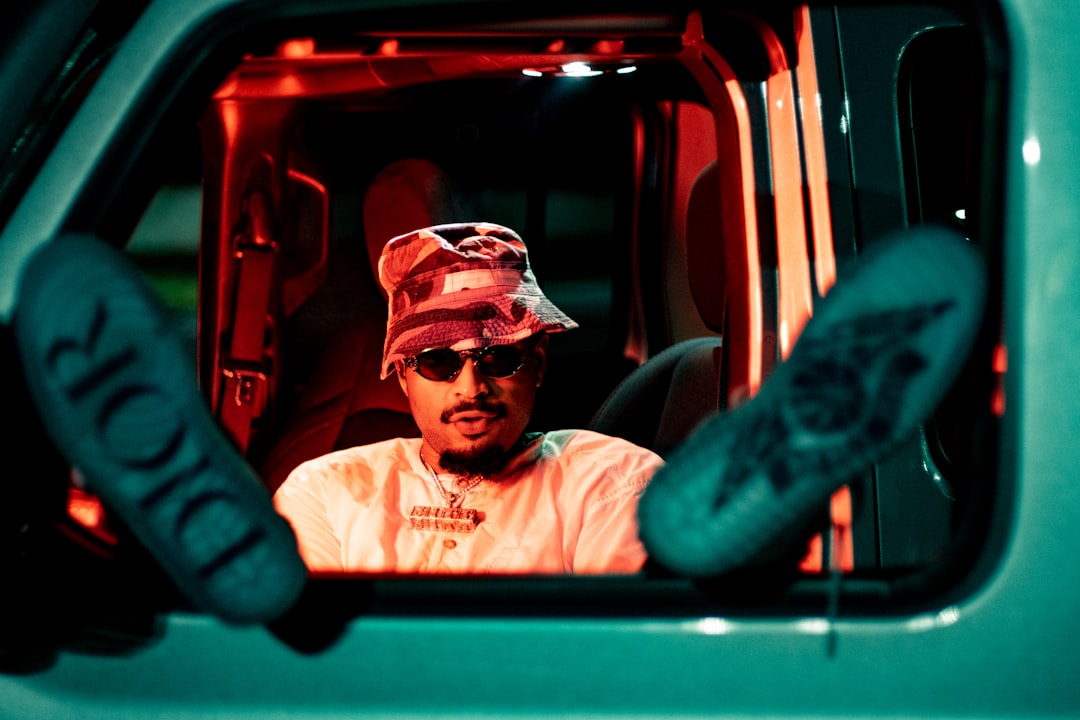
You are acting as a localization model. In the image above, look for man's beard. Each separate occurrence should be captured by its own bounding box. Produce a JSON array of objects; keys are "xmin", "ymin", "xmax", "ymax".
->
[
  {"xmin": 439, "ymin": 443, "xmax": 514, "ymax": 479},
  {"xmin": 437, "ymin": 399, "xmax": 517, "ymax": 478}
]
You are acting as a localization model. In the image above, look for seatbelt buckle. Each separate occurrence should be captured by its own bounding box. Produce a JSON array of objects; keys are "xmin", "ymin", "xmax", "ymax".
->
[{"xmin": 222, "ymin": 362, "xmax": 269, "ymax": 414}]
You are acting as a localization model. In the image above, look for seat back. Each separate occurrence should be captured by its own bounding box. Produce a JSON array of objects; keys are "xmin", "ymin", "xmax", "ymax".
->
[
  {"xmin": 589, "ymin": 162, "xmax": 726, "ymax": 457},
  {"xmin": 589, "ymin": 336, "xmax": 724, "ymax": 457},
  {"xmin": 260, "ymin": 159, "xmax": 462, "ymax": 492}
]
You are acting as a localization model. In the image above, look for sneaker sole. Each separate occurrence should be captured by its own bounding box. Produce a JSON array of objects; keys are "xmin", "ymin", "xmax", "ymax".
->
[
  {"xmin": 13, "ymin": 235, "xmax": 307, "ymax": 623},
  {"xmin": 638, "ymin": 225, "xmax": 988, "ymax": 577}
]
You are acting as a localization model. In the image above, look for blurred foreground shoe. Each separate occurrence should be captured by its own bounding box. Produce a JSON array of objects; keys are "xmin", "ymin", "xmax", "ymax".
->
[
  {"xmin": 13, "ymin": 235, "xmax": 306, "ymax": 624},
  {"xmin": 638, "ymin": 225, "xmax": 987, "ymax": 577}
]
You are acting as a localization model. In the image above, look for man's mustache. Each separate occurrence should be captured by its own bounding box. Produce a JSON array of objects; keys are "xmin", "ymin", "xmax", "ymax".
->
[{"xmin": 441, "ymin": 401, "xmax": 507, "ymax": 424}]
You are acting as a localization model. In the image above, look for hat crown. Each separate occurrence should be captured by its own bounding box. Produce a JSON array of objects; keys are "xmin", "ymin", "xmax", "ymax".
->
[
  {"xmin": 376, "ymin": 222, "xmax": 577, "ymax": 378},
  {"xmin": 378, "ymin": 222, "xmax": 528, "ymax": 297}
]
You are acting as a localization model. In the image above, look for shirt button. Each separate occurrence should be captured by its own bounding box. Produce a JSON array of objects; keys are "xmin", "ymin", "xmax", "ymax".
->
[{"xmin": 443, "ymin": 539, "xmax": 457, "ymax": 549}]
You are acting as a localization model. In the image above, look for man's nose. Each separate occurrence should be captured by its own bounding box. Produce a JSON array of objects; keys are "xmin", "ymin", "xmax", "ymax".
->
[{"xmin": 452, "ymin": 357, "xmax": 491, "ymax": 395}]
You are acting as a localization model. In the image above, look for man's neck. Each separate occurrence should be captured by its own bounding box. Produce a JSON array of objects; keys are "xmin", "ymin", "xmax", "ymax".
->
[{"xmin": 421, "ymin": 433, "xmax": 540, "ymax": 479}]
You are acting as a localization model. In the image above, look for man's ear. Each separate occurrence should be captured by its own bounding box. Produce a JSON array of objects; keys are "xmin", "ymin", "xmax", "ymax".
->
[
  {"xmin": 532, "ymin": 333, "xmax": 550, "ymax": 387},
  {"xmin": 396, "ymin": 362, "xmax": 409, "ymax": 397}
]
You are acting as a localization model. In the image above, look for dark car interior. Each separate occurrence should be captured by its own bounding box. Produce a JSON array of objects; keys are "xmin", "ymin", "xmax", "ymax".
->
[
  {"xmin": 188, "ymin": 6, "xmax": 999, "ymax": 585},
  {"xmin": 3, "ymin": 1, "xmax": 1002, "ymax": 642}
]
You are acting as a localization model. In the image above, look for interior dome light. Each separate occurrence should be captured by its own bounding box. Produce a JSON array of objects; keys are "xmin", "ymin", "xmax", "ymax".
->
[{"xmin": 561, "ymin": 62, "xmax": 602, "ymax": 77}]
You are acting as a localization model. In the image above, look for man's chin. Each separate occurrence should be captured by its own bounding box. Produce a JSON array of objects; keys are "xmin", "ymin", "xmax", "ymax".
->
[{"xmin": 439, "ymin": 443, "xmax": 512, "ymax": 478}]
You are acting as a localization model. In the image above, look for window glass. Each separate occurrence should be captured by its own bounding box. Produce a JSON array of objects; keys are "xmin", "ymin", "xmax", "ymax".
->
[
  {"xmin": 127, "ymin": 183, "xmax": 201, "ymax": 357},
  {"xmin": 893, "ymin": 23, "xmax": 1000, "ymax": 586},
  {"xmin": 900, "ymin": 26, "xmax": 981, "ymax": 233}
]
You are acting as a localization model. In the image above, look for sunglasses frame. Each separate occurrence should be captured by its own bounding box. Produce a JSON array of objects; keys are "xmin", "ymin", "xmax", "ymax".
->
[{"xmin": 403, "ymin": 344, "xmax": 531, "ymax": 382}]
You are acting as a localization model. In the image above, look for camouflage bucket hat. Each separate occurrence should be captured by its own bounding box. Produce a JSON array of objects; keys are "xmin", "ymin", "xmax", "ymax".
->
[{"xmin": 377, "ymin": 222, "xmax": 578, "ymax": 378}]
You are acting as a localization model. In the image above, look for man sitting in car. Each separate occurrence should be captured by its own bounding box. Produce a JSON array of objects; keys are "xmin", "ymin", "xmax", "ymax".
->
[{"xmin": 273, "ymin": 221, "xmax": 664, "ymax": 574}]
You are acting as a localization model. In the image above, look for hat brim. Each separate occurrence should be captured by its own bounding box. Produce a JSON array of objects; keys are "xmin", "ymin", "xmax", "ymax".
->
[{"xmin": 381, "ymin": 291, "xmax": 577, "ymax": 378}]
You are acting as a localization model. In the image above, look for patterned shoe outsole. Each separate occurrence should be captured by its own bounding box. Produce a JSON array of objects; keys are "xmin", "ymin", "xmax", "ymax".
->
[
  {"xmin": 14, "ymin": 235, "xmax": 307, "ymax": 624},
  {"xmin": 638, "ymin": 225, "xmax": 988, "ymax": 577}
]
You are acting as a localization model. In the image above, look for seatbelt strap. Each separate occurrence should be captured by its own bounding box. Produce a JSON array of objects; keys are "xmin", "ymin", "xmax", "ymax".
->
[{"xmin": 220, "ymin": 189, "xmax": 276, "ymax": 452}]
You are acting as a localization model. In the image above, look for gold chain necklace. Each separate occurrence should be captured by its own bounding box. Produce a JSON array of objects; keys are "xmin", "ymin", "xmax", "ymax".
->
[
  {"xmin": 433, "ymin": 471, "xmax": 483, "ymax": 508},
  {"xmin": 409, "ymin": 452, "xmax": 482, "ymax": 533}
]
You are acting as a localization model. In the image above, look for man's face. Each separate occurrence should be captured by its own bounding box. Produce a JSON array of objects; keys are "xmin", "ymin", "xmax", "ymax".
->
[{"xmin": 397, "ymin": 334, "xmax": 548, "ymax": 477}]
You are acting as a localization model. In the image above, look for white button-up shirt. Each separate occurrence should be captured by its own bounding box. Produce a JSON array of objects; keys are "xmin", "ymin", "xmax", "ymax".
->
[{"xmin": 273, "ymin": 430, "xmax": 662, "ymax": 574}]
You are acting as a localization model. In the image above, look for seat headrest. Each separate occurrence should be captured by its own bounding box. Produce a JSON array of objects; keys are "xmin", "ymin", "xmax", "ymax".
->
[
  {"xmin": 362, "ymin": 158, "xmax": 463, "ymax": 297},
  {"xmin": 686, "ymin": 161, "xmax": 726, "ymax": 332}
]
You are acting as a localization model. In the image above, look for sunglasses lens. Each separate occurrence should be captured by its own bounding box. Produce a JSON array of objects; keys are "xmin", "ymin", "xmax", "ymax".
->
[
  {"xmin": 414, "ymin": 349, "xmax": 465, "ymax": 381},
  {"xmin": 411, "ymin": 345, "xmax": 528, "ymax": 381},
  {"xmin": 477, "ymin": 346, "xmax": 526, "ymax": 377}
]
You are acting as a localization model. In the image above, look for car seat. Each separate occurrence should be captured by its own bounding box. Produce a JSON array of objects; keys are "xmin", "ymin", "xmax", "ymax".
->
[
  {"xmin": 260, "ymin": 158, "xmax": 463, "ymax": 493},
  {"xmin": 589, "ymin": 161, "xmax": 727, "ymax": 457},
  {"xmin": 589, "ymin": 159, "xmax": 856, "ymax": 574}
]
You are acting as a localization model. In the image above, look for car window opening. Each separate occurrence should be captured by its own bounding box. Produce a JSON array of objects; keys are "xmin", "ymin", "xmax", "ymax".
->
[{"xmin": 48, "ymin": 3, "xmax": 1000, "ymax": 617}]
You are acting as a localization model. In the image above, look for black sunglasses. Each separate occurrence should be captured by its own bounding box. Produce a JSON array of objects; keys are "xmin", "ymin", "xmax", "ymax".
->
[{"xmin": 404, "ymin": 345, "xmax": 530, "ymax": 382}]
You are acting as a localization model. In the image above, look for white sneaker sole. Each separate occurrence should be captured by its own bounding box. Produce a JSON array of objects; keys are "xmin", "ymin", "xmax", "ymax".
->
[
  {"xmin": 638, "ymin": 226, "xmax": 988, "ymax": 577},
  {"xmin": 14, "ymin": 235, "xmax": 306, "ymax": 623}
]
